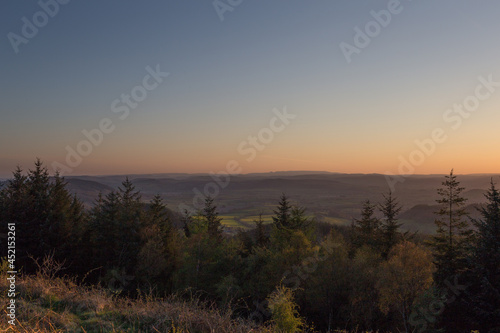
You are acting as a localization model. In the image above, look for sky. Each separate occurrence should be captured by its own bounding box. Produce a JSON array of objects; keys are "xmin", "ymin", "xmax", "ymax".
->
[{"xmin": 2, "ymin": 0, "xmax": 500, "ymax": 178}]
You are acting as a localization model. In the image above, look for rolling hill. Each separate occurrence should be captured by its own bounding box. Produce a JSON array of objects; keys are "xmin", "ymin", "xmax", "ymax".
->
[{"xmin": 58, "ymin": 172, "xmax": 497, "ymax": 234}]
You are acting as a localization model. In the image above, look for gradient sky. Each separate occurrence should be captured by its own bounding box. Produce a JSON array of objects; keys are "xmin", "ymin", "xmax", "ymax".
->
[{"xmin": 2, "ymin": 0, "xmax": 500, "ymax": 177}]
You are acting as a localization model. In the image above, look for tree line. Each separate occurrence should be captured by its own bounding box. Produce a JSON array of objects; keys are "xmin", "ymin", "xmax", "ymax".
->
[{"xmin": 0, "ymin": 161, "xmax": 498, "ymax": 332}]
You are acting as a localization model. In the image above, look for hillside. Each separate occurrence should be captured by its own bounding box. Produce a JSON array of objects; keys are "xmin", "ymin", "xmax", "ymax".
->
[
  {"xmin": 62, "ymin": 172, "xmax": 495, "ymax": 234},
  {"xmin": 1, "ymin": 163, "xmax": 495, "ymax": 332}
]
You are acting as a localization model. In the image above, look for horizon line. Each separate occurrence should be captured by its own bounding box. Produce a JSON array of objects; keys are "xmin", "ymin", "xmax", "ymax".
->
[{"xmin": 3, "ymin": 170, "xmax": 500, "ymax": 180}]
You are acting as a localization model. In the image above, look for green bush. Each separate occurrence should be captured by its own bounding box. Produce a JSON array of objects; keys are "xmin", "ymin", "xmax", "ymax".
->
[{"xmin": 267, "ymin": 285, "xmax": 303, "ymax": 333}]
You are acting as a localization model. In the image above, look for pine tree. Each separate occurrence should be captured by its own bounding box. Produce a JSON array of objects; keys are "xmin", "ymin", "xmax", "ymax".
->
[
  {"xmin": 146, "ymin": 195, "xmax": 170, "ymax": 229},
  {"xmin": 272, "ymin": 193, "xmax": 292, "ymax": 230},
  {"xmin": 118, "ymin": 177, "xmax": 142, "ymax": 235},
  {"xmin": 44, "ymin": 172, "xmax": 71, "ymax": 257},
  {"xmin": 66, "ymin": 193, "xmax": 87, "ymax": 275},
  {"xmin": 86, "ymin": 182, "xmax": 143, "ymax": 288},
  {"xmin": 272, "ymin": 194, "xmax": 313, "ymax": 236},
  {"xmin": 137, "ymin": 195, "xmax": 179, "ymax": 292},
  {"xmin": 202, "ymin": 196, "xmax": 223, "ymax": 240},
  {"xmin": 290, "ymin": 206, "xmax": 314, "ymax": 239},
  {"xmin": 430, "ymin": 170, "xmax": 472, "ymax": 288},
  {"xmin": 119, "ymin": 177, "xmax": 142, "ymax": 211},
  {"xmin": 117, "ymin": 178, "xmax": 142, "ymax": 272},
  {"xmin": 351, "ymin": 200, "xmax": 381, "ymax": 254},
  {"xmin": 1, "ymin": 160, "xmax": 87, "ymax": 273},
  {"xmin": 26, "ymin": 159, "xmax": 51, "ymax": 261},
  {"xmin": 80, "ymin": 192, "xmax": 107, "ymax": 279},
  {"xmin": 0, "ymin": 166, "xmax": 28, "ymax": 260},
  {"xmin": 69, "ymin": 194, "xmax": 86, "ymax": 237},
  {"xmin": 43, "ymin": 171, "xmax": 87, "ymax": 274},
  {"xmin": 89, "ymin": 192, "xmax": 104, "ymax": 221},
  {"xmin": 0, "ymin": 166, "xmax": 27, "ymax": 222},
  {"xmin": 146, "ymin": 195, "xmax": 177, "ymax": 261},
  {"xmin": 87, "ymin": 190, "xmax": 122, "ymax": 275},
  {"xmin": 463, "ymin": 180, "xmax": 500, "ymax": 331},
  {"xmin": 100, "ymin": 191, "xmax": 121, "ymax": 267},
  {"xmin": 270, "ymin": 193, "xmax": 301, "ymax": 246},
  {"xmin": 378, "ymin": 191, "xmax": 402, "ymax": 258}
]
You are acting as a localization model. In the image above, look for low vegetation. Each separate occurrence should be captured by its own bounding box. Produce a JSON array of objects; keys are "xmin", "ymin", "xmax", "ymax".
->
[
  {"xmin": 0, "ymin": 257, "xmax": 272, "ymax": 332},
  {"xmin": 0, "ymin": 160, "xmax": 498, "ymax": 332}
]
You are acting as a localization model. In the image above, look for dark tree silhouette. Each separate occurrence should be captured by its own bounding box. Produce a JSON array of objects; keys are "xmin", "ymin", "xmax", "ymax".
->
[
  {"xmin": 202, "ymin": 196, "xmax": 223, "ymax": 241},
  {"xmin": 378, "ymin": 191, "xmax": 402, "ymax": 257},
  {"xmin": 430, "ymin": 170, "xmax": 472, "ymax": 287}
]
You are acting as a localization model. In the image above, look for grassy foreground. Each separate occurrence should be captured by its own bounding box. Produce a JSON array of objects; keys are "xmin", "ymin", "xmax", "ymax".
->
[
  {"xmin": 0, "ymin": 269, "xmax": 388, "ymax": 333},
  {"xmin": 0, "ymin": 269, "xmax": 274, "ymax": 333}
]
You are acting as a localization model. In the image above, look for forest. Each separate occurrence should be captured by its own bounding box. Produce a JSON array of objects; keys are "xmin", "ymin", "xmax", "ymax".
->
[{"xmin": 0, "ymin": 160, "xmax": 499, "ymax": 332}]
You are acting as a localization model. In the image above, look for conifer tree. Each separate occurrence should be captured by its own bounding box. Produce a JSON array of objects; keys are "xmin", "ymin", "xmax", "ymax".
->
[
  {"xmin": 99, "ymin": 191, "xmax": 121, "ymax": 268},
  {"xmin": 202, "ymin": 196, "xmax": 223, "ymax": 240},
  {"xmin": 69, "ymin": 194, "xmax": 86, "ymax": 236},
  {"xmin": 43, "ymin": 172, "xmax": 71, "ymax": 256},
  {"xmin": 43, "ymin": 171, "xmax": 87, "ymax": 272},
  {"xmin": 66, "ymin": 193, "xmax": 87, "ymax": 275},
  {"xmin": 378, "ymin": 191, "xmax": 402, "ymax": 257},
  {"xmin": 119, "ymin": 177, "xmax": 142, "ymax": 211},
  {"xmin": 89, "ymin": 192, "xmax": 104, "ymax": 221},
  {"xmin": 86, "ymin": 181, "xmax": 143, "ymax": 287},
  {"xmin": 137, "ymin": 195, "xmax": 179, "ymax": 292},
  {"xmin": 351, "ymin": 200, "xmax": 381, "ymax": 253},
  {"xmin": 147, "ymin": 195, "xmax": 169, "ymax": 228},
  {"xmin": 0, "ymin": 166, "xmax": 28, "ymax": 261},
  {"xmin": 1, "ymin": 160, "xmax": 87, "ymax": 273},
  {"xmin": 463, "ymin": 180, "xmax": 500, "ymax": 330},
  {"xmin": 87, "ymin": 189, "xmax": 129, "ymax": 278},
  {"xmin": 430, "ymin": 170, "xmax": 472, "ymax": 288},
  {"xmin": 147, "ymin": 195, "xmax": 177, "ymax": 263},
  {"xmin": 26, "ymin": 159, "xmax": 51, "ymax": 260},
  {"xmin": 272, "ymin": 193, "xmax": 292, "ymax": 230},
  {"xmin": 0, "ymin": 166, "xmax": 27, "ymax": 222},
  {"xmin": 271, "ymin": 194, "xmax": 313, "ymax": 247},
  {"xmin": 117, "ymin": 177, "xmax": 142, "ymax": 272},
  {"xmin": 290, "ymin": 206, "xmax": 311, "ymax": 231}
]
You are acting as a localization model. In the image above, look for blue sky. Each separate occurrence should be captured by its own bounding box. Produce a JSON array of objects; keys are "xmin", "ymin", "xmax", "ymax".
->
[{"xmin": 2, "ymin": 1, "xmax": 500, "ymax": 177}]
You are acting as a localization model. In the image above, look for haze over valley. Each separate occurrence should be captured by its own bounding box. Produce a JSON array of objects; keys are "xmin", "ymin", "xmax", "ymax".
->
[{"xmin": 61, "ymin": 171, "xmax": 494, "ymax": 234}]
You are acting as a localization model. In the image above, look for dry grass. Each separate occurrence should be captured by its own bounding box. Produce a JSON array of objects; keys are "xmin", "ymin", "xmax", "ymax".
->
[
  {"xmin": 0, "ymin": 256, "xmax": 393, "ymax": 332},
  {"xmin": 0, "ymin": 262, "xmax": 273, "ymax": 333}
]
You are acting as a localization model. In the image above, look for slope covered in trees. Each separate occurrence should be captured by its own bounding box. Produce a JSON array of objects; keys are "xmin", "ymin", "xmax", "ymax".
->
[{"xmin": 0, "ymin": 161, "xmax": 498, "ymax": 332}]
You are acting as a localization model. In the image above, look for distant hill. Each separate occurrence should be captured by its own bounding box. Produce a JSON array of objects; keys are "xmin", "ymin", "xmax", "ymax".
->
[
  {"xmin": 65, "ymin": 178, "xmax": 114, "ymax": 207},
  {"xmin": 243, "ymin": 170, "xmax": 334, "ymax": 177},
  {"xmin": 400, "ymin": 203, "xmax": 482, "ymax": 234},
  {"xmin": 52, "ymin": 172, "xmax": 498, "ymax": 234}
]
